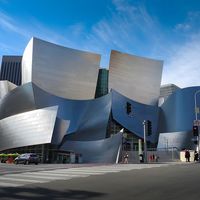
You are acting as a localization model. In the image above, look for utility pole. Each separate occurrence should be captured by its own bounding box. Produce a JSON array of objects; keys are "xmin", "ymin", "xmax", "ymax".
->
[
  {"xmin": 143, "ymin": 120, "xmax": 147, "ymax": 163},
  {"xmin": 194, "ymin": 90, "xmax": 200, "ymax": 155}
]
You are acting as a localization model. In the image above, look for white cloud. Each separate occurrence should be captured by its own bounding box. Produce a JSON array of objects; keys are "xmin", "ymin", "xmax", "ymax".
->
[
  {"xmin": 80, "ymin": 0, "xmax": 164, "ymax": 66},
  {"xmin": 175, "ymin": 23, "xmax": 191, "ymax": 32},
  {"xmin": 162, "ymin": 33, "xmax": 200, "ymax": 88},
  {"xmin": 162, "ymin": 11, "xmax": 200, "ymax": 88},
  {"xmin": 1, "ymin": 2, "xmax": 200, "ymax": 89},
  {"xmin": 0, "ymin": 11, "xmax": 74, "ymax": 51},
  {"xmin": 0, "ymin": 11, "xmax": 30, "ymax": 38}
]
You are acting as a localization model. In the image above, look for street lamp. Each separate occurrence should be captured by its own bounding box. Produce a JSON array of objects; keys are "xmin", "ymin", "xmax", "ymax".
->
[{"xmin": 194, "ymin": 90, "xmax": 200, "ymax": 153}]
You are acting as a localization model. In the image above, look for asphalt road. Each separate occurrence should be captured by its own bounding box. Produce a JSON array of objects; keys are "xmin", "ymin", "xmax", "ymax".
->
[
  {"xmin": 0, "ymin": 163, "xmax": 100, "ymax": 175},
  {"xmin": 0, "ymin": 163, "xmax": 199, "ymax": 200}
]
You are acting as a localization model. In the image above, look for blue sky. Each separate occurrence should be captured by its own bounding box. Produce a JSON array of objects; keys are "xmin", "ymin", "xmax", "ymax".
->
[{"xmin": 1, "ymin": 0, "xmax": 200, "ymax": 88}]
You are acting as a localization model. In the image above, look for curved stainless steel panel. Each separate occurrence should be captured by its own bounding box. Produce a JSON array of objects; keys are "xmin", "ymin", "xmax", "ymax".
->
[
  {"xmin": 112, "ymin": 90, "xmax": 160, "ymax": 143},
  {"xmin": 109, "ymin": 50, "xmax": 163, "ymax": 105},
  {"xmin": 60, "ymin": 133, "xmax": 122, "ymax": 163},
  {"xmin": 33, "ymin": 83, "xmax": 112, "ymax": 141},
  {"xmin": 157, "ymin": 87, "xmax": 200, "ymax": 150},
  {"xmin": 22, "ymin": 37, "xmax": 100, "ymax": 100},
  {"xmin": 159, "ymin": 87, "xmax": 200, "ymax": 133},
  {"xmin": 157, "ymin": 131, "xmax": 194, "ymax": 150},
  {"xmin": 0, "ymin": 81, "xmax": 17, "ymax": 101},
  {"xmin": 0, "ymin": 82, "xmax": 111, "ymax": 141},
  {"xmin": 0, "ymin": 106, "xmax": 58, "ymax": 151},
  {"xmin": 51, "ymin": 118, "xmax": 70, "ymax": 145},
  {"xmin": 0, "ymin": 82, "xmax": 36, "ymax": 120}
]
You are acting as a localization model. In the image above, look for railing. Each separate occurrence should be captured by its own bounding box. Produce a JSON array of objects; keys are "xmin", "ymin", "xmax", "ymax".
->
[{"xmin": 120, "ymin": 147, "xmax": 180, "ymax": 163}]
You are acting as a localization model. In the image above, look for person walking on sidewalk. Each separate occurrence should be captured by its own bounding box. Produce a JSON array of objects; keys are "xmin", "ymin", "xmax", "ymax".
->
[
  {"xmin": 194, "ymin": 151, "xmax": 199, "ymax": 162},
  {"xmin": 124, "ymin": 152, "xmax": 129, "ymax": 164},
  {"xmin": 185, "ymin": 149, "xmax": 190, "ymax": 162}
]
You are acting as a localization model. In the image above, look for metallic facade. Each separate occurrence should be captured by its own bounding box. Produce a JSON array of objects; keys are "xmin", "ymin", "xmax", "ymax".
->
[
  {"xmin": 158, "ymin": 87, "xmax": 200, "ymax": 149},
  {"xmin": 111, "ymin": 90, "xmax": 160, "ymax": 143},
  {"xmin": 0, "ymin": 82, "xmax": 111, "ymax": 141},
  {"xmin": 2, "ymin": 36, "xmax": 192, "ymax": 163},
  {"xmin": 159, "ymin": 87, "xmax": 199, "ymax": 133},
  {"xmin": 159, "ymin": 84, "xmax": 180, "ymax": 106},
  {"xmin": 0, "ymin": 82, "xmax": 113, "ymax": 161},
  {"xmin": 157, "ymin": 131, "xmax": 193, "ymax": 150},
  {"xmin": 0, "ymin": 83, "xmax": 36, "ymax": 120},
  {"xmin": 22, "ymin": 37, "xmax": 100, "ymax": 100},
  {"xmin": 60, "ymin": 133, "xmax": 122, "ymax": 163},
  {"xmin": 109, "ymin": 50, "xmax": 163, "ymax": 105},
  {"xmin": 0, "ymin": 81, "xmax": 17, "ymax": 101},
  {"xmin": 0, "ymin": 106, "xmax": 58, "ymax": 151}
]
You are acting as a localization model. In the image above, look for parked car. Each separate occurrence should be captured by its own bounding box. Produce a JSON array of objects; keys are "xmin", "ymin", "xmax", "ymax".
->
[{"xmin": 15, "ymin": 153, "xmax": 40, "ymax": 165}]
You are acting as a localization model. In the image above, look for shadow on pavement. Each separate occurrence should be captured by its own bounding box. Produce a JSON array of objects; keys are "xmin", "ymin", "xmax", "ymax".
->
[{"xmin": 0, "ymin": 187, "xmax": 106, "ymax": 200}]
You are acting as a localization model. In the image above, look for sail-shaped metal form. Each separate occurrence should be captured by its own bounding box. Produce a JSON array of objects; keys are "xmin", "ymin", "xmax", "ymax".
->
[
  {"xmin": 22, "ymin": 37, "xmax": 100, "ymax": 100},
  {"xmin": 109, "ymin": 50, "xmax": 163, "ymax": 106}
]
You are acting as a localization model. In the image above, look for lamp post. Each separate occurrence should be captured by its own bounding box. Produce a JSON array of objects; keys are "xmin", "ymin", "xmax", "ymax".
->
[{"xmin": 194, "ymin": 90, "xmax": 200, "ymax": 153}]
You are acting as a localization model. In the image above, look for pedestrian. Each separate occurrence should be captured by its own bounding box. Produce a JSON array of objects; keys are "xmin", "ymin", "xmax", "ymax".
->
[
  {"xmin": 155, "ymin": 155, "xmax": 159, "ymax": 162},
  {"xmin": 124, "ymin": 152, "xmax": 129, "ymax": 164},
  {"xmin": 139, "ymin": 153, "xmax": 144, "ymax": 163},
  {"xmin": 185, "ymin": 149, "xmax": 190, "ymax": 162},
  {"xmin": 149, "ymin": 155, "xmax": 153, "ymax": 162},
  {"xmin": 152, "ymin": 154, "xmax": 155, "ymax": 162},
  {"xmin": 194, "ymin": 151, "xmax": 199, "ymax": 162}
]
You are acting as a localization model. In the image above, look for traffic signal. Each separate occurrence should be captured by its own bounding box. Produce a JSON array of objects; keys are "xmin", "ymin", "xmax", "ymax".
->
[
  {"xmin": 126, "ymin": 102, "xmax": 132, "ymax": 115},
  {"xmin": 147, "ymin": 120, "xmax": 152, "ymax": 136},
  {"xmin": 193, "ymin": 125, "xmax": 199, "ymax": 136}
]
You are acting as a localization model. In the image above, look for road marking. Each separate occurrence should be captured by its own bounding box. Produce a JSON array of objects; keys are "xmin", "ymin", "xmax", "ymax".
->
[
  {"xmin": 0, "ymin": 163, "xmax": 175, "ymax": 187},
  {"xmin": 5, "ymin": 173, "xmax": 73, "ymax": 180},
  {"xmin": 0, "ymin": 176, "xmax": 46, "ymax": 183},
  {"xmin": 0, "ymin": 182, "xmax": 23, "ymax": 187},
  {"xmin": 24, "ymin": 171, "xmax": 89, "ymax": 177},
  {"xmin": 24, "ymin": 171, "xmax": 104, "ymax": 175}
]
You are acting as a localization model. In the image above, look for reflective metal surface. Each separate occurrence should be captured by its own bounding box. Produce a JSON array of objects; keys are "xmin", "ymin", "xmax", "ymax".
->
[
  {"xmin": 0, "ymin": 81, "xmax": 17, "ymax": 101},
  {"xmin": 0, "ymin": 106, "xmax": 58, "ymax": 151},
  {"xmin": 159, "ymin": 87, "xmax": 200, "ymax": 133},
  {"xmin": 0, "ymin": 82, "xmax": 111, "ymax": 141},
  {"xmin": 33, "ymin": 83, "xmax": 112, "ymax": 141},
  {"xmin": 157, "ymin": 87, "xmax": 200, "ymax": 149},
  {"xmin": 60, "ymin": 133, "xmax": 122, "ymax": 163},
  {"xmin": 109, "ymin": 50, "xmax": 163, "ymax": 105},
  {"xmin": 157, "ymin": 131, "xmax": 193, "ymax": 150},
  {"xmin": 0, "ymin": 83, "xmax": 36, "ymax": 119},
  {"xmin": 22, "ymin": 37, "xmax": 100, "ymax": 100},
  {"xmin": 51, "ymin": 118, "xmax": 70, "ymax": 145},
  {"xmin": 112, "ymin": 90, "xmax": 160, "ymax": 143}
]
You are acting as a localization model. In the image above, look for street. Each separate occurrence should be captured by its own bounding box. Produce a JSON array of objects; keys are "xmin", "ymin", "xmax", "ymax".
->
[{"xmin": 0, "ymin": 162, "xmax": 199, "ymax": 200}]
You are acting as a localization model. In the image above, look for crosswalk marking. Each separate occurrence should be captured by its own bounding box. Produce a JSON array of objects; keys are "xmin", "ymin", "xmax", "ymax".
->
[
  {"xmin": 0, "ymin": 163, "xmax": 176, "ymax": 187},
  {"xmin": 0, "ymin": 176, "xmax": 45, "ymax": 183},
  {"xmin": 0, "ymin": 182, "xmax": 23, "ymax": 187},
  {"xmin": 24, "ymin": 171, "xmax": 103, "ymax": 175},
  {"xmin": 5, "ymin": 173, "xmax": 73, "ymax": 180},
  {"xmin": 23, "ymin": 172, "xmax": 88, "ymax": 177}
]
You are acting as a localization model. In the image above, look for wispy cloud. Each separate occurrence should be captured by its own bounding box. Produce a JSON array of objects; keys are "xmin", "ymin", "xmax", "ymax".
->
[
  {"xmin": 79, "ymin": 0, "xmax": 166, "ymax": 66},
  {"xmin": 0, "ymin": 10, "xmax": 73, "ymax": 51},
  {"xmin": 90, "ymin": 0, "xmax": 162, "ymax": 50},
  {"xmin": 162, "ymin": 32, "xmax": 200, "ymax": 88},
  {"xmin": 0, "ymin": 11, "xmax": 30, "ymax": 38},
  {"xmin": 1, "ymin": 1, "xmax": 200, "ymax": 88},
  {"xmin": 161, "ymin": 11, "xmax": 200, "ymax": 87}
]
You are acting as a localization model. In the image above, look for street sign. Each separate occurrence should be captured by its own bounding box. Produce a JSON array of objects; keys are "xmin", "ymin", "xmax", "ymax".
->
[{"xmin": 193, "ymin": 120, "xmax": 200, "ymax": 126}]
